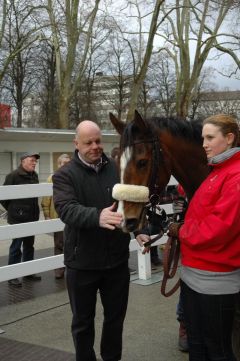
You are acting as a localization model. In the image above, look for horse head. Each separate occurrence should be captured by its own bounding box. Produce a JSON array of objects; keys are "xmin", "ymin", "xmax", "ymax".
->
[{"xmin": 110, "ymin": 111, "xmax": 171, "ymax": 232}]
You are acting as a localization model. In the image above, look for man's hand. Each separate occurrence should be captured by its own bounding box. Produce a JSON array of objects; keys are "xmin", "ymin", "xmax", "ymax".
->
[
  {"xmin": 99, "ymin": 202, "xmax": 123, "ymax": 230},
  {"xmin": 136, "ymin": 234, "xmax": 151, "ymax": 254}
]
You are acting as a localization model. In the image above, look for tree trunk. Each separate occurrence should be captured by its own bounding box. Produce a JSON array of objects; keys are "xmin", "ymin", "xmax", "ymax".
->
[
  {"xmin": 178, "ymin": 92, "xmax": 190, "ymax": 119},
  {"xmin": 127, "ymin": 83, "xmax": 140, "ymax": 121},
  {"xmin": 57, "ymin": 95, "xmax": 69, "ymax": 129},
  {"xmin": 16, "ymin": 103, "xmax": 22, "ymax": 127},
  {"xmin": 126, "ymin": 0, "xmax": 164, "ymax": 122}
]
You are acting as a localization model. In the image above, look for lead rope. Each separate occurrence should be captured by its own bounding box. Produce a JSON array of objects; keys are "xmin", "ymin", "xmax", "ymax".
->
[{"xmin": 161, "ymin": 235, "xmax": 180, "ymax": 297}]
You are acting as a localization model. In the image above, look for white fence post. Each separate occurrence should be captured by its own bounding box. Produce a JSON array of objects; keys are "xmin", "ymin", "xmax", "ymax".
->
[{"xmin": 137, "ymin": 250, "xmax": 151, "ymax": 280}]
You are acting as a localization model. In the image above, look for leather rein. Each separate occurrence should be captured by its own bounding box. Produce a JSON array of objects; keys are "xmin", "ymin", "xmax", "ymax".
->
[{"xmin": 161, "ymin": 235, "xmax": 180, "ymax": 297}]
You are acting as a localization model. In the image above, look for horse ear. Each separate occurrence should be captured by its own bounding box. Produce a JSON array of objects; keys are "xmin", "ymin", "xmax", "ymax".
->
[
  {"xmin": 109, "ymin": 112, "xmax": 125, "ymax": 135},
  {"xmin": 134, "ymin": 110, "xmax": 148, "ymax": 131}
]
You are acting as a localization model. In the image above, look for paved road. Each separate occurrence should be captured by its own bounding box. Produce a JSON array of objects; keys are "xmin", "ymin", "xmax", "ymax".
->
[
  {"xmin": 0, "ymin": 242, "xmax": 188, "ymax": 361},
  {"xmin": 0, "ymin": 210, "xmax": 188, "ymax": 360},
  {"xmin": 0, "ymin": 273, "xmax": 188, "ymax": 361}
]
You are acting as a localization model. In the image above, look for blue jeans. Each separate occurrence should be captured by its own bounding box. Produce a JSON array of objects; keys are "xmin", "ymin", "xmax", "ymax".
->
[
  {"xmin": 181, "ymin": 280, "xmax": 237, "ymax": 361},
  {"xmin": 8, "ymin": 236, "xmax": 35, "ymax": 265}
]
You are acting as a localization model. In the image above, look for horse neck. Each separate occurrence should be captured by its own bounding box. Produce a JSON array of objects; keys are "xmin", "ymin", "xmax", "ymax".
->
[
  {"xmin": 162, "ymin": 136, "xmax": 209, "ymax": 200},
  {"xmin": 173, "ymin": 163, "xmax": 209, "ymax": 200}
]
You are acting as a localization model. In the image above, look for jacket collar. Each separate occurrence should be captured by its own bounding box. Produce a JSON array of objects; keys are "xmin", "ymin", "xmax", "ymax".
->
[
  {"xmin": 208, "ymin": 147, "xmax": 240, "ymax": 166},
  {"xmin": 74, "ymin": 150, "xmax": 108, "ymax": 172}
]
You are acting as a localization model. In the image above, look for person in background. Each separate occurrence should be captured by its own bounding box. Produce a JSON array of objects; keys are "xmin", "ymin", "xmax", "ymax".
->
[
  {"xmin": 0, "ymin": 152, "xmax": 41, "ymax": 287},
  {"xmin": 148, "ymin": 211, "xmax": 164, "ymax": 269},
  {"xmin": 138, "ymin": 204, "xmax": 166, "ymax": 269},
  {"xmin": 169, "ymin": 114, "xmax": 240, "ymax": 361},
  {"xmin": 41, "ymin": 153, "xmax": 71, "ymax": 279},
  {"xmin": 110, "ymin": 146, "xmax": 120, "ymax": 163},
  {"xmin": 53, "ymin": 121, "xmax": 130, "ymax": 361}
]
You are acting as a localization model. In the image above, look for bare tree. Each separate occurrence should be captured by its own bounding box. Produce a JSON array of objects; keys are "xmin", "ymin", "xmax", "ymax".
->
[
  {"xmin": 0, "ymin": 0, "xmax": 43, "ymax": 85},
  {"xmin": 47, "ymin": 0, "xmax": 105, "ymax": 128},
  {"xmin": 158, "ymin": 0, "xmax": 238, "ymax": 118},
  {"xmin": 115, "ymin": 0, "xmax": 238, "ymax": 120},
  {"xmin": 188, "ymin": 66, "xmax": 217, "ymax": 119},
  {"xmin": 136, "ymin": 79, "xmax": 156, "ymax": 119},
  {"xmin": 148, "ymin": 52, "xmax": 176, "ymax": 117},
  {"xmin": 98, "ymin": 30, "xmax": 133, "ymax": 121},
  {"xmin": 2, "ymin": 0, "xmax": 43, "ymax": 127},
  {"xmin": 37, "ymin": 41, "xmax": 58, "ymax": 128},
  {"xmin": 70, "ymin": 45, "xmax": 107, "ymax": 128},
  {"xmin": 121, "ymin": 0, "xmax": 166, "ymax": 121},
  {"xmin": 0, "ymin": 0, "xmax": 7, "ymax": 48}
]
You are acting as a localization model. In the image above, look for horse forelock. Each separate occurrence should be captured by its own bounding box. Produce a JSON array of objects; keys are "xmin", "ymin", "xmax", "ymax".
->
[
  {"xmin": 120, "ymin": 123, "xmax": 133, "ymax": 149},
  {"xmin": 120, "ymin": 121, "xmax": 153, "ymax": 150}
]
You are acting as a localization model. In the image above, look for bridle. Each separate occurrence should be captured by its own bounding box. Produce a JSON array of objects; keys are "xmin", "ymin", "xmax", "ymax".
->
[
  {"xmin": 127, "ymin": 131, "xmax": 168, "ymax": 206},
  {"xmin": 123, "ymin": 135, "xmax": 165, "ymax": 229},
  {"xmin": 125, "ymin": 133, "xmax": 181, "ymax": 298}
]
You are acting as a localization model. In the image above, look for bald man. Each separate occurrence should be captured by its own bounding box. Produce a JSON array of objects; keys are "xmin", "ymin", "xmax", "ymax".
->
[{"xmin": 53, "ymin": 120, "xmax": 130, "ymax": 361}]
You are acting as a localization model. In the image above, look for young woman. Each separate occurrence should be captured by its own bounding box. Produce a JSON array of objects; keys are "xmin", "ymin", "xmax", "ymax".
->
[{"xmin": 170, "ymin": 114, "xmax": 240, "ymax": 360}]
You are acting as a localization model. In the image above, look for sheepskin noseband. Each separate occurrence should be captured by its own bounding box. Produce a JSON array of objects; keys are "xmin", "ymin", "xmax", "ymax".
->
[{"xmin": 112, "ymin": 184, "xmax": 149, "ymax": 203}]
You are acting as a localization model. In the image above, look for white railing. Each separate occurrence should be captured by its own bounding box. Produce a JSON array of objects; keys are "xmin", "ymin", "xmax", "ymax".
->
[{"xmin": 0, "ymin": 183, "xmax": 171, "ymax": 283}]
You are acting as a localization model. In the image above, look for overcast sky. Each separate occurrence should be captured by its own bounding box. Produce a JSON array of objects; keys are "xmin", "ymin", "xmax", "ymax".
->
[
  {"xmin": 204, "ymin": 51, "xmax": 240, "ymax": 91},
  {"xmin": 215, "ymin": 74, "xmax": 239, "ymax": 90}
]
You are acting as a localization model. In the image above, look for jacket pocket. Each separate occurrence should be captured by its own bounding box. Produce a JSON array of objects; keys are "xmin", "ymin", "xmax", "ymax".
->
[{"xmin": 10, "ymin": 204, "xmax": 32, "ymax": 222}]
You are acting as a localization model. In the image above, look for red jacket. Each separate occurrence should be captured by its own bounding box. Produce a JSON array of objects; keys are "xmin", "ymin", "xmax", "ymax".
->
[{"xmin": 179, "ymin": 151, "xmax": 240, "ymax": 272}]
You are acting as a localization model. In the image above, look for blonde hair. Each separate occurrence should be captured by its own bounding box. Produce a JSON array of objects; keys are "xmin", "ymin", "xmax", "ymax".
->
[
  {"xmin": 203, "ymin": 114, "xmax": 240, "ymax": 147},
  {"xmin": 57, "ymin": 153, "xmax": 71, "ymax": 167}
]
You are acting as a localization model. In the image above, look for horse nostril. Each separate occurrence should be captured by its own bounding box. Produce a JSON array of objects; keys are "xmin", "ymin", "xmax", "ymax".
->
[{"xmin": 125, "ymin": 218, "xmax": 138, "ymax": 232}]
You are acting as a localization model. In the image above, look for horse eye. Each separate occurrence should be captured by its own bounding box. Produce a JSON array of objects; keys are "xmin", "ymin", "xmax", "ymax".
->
[{"xmin": 137, "ymin": 159, "xmax": 148, "ymax": 169}]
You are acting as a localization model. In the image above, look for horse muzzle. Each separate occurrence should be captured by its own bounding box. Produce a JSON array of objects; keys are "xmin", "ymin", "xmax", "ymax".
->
[{"xmin": 113, "ymin": 184, "xmax": 149, "ymax": 233}]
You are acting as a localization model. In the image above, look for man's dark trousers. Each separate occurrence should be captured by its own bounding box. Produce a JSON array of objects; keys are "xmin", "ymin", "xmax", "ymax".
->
[{"xmin": 66, "ymin": 261, "xmax": 130, "ymax": 361}]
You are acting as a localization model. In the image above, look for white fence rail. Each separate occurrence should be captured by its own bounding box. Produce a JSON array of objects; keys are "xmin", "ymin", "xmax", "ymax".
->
[{"xmin": 0, "ymin": 183, "xmax": 171, "ymax": 283}]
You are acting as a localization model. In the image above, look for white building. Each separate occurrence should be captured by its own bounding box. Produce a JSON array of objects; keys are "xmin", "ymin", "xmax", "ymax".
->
[{"xmin": 196, "ymin": 90, "xmax": 240, "ymax": 119}]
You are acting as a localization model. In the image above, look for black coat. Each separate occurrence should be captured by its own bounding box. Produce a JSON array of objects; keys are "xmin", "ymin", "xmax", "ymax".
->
[
  {"xmin": 0, "ymin": 165, "xmax": 40, "ymax": 224},
  {"xmin": 53, "ymin": 150, "xmax": 130, "ymax": 270}
]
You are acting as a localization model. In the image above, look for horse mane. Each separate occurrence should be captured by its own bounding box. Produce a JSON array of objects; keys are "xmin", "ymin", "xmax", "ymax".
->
[
  {"xmin": 121, "ymin": 115, "xmax": 204, "ymax": 149},
  {"xmin": 150, "ymin": 116, "xmax": 204, "ymax": 145}
]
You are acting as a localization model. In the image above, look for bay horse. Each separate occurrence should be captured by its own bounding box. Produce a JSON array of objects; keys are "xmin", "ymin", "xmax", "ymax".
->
[
  {"xmin": 109, "ymin": 110, "xmax": 210, "ymax": 233},
  {"xmin": 109, "ymin": 111, "xmax": 240, "ymax": 358}
]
